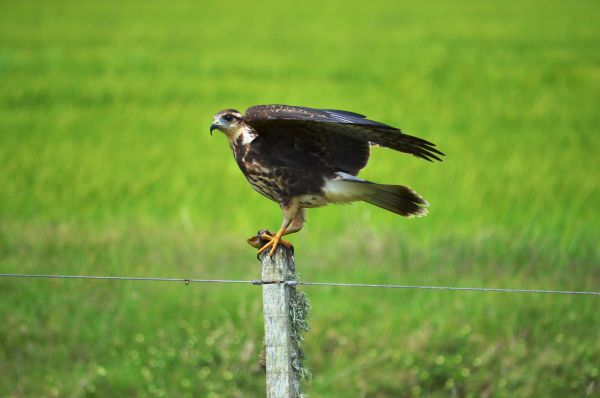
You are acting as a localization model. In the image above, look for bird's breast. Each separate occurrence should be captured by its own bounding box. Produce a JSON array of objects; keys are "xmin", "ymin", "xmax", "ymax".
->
[
  {"xmin": 230, "ymin": 138, "xmax": 283, "ymax": 202},
  {"xmin": 230, "ymin": 134, "xmax": 328, "ymax": 205}
]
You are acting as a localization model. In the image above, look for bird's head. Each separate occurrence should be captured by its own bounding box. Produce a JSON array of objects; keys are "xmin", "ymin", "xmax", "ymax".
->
[{"xmin": 210, "ymin": 109, "xmax": 244, "ymax": 137}]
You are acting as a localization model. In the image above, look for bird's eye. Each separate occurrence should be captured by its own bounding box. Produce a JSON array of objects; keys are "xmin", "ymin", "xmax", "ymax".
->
[{"xmin": 223, "ymin": 114, "xmax": 234, "ymax": 122}]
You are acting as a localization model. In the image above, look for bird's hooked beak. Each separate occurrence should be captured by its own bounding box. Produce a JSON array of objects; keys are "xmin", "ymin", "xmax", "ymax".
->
[{"xmin": 209, "ymin": 122, "xmax": 219, "ymax": 136}]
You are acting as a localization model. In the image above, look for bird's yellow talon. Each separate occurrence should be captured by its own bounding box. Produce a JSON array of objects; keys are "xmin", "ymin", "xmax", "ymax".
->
[
  {"xmin": 256, "ymin": 230, "xmax": 293, "ymax": 256},
  {"xmin": 269, "ymin": 246, "xmax": 277, "ymax": 256},
  {"xmin": 257, "ymin": 240, "xmax": 273, "ymax": 255}
]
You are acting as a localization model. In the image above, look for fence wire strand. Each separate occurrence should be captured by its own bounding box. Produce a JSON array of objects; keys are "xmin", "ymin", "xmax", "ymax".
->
[
  {"xmin": 293, "ymin": 281, "xmax": 599, "ymax": 295},
  {"xmin": 0, "ymin": 273, "xmax": 598, "ymax": 296},
  {"xmin": 0, "ymin": 273, "xmax": 250, "ymax": 284}
]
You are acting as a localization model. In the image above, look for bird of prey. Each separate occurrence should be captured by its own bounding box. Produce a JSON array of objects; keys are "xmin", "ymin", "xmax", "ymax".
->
[{"xmin": 210, "ymin": 104, "xmax": 443, "ymax": 256}]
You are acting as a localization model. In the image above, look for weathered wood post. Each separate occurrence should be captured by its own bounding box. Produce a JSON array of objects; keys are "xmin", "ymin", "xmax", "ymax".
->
[{"xmin": 257, "ymin": 246, "xmax": 309, "ymax": 398}]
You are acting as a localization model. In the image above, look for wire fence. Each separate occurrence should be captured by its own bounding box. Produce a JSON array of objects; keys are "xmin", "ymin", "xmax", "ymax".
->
[{"xmin": 1, "ymin": 273, "xmax": 598, "ymax": 296}]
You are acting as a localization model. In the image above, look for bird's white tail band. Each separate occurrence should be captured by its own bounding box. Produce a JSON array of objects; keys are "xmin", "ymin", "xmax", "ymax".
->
[{"xmin": 323, "ymin": 174, "xmax": 429, "ymax": 217}]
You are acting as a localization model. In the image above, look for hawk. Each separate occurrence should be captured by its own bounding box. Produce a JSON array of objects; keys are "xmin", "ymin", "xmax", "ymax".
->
[{"xmin": 210, "ymin": 104, "xmax": 444, "ymax": 256}]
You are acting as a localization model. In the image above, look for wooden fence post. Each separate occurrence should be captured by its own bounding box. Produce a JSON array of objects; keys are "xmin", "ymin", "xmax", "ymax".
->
[{"xmin": 259, "ymin": 247, "xmax": 303, "ymax": 397}]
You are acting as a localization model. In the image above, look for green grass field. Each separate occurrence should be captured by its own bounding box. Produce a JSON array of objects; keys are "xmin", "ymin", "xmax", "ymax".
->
[{"xmin": 1, "ymin": 0, "xmax": 599, "ymax": 396}]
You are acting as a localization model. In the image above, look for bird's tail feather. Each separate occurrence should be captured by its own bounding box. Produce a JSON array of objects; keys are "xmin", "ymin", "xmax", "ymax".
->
[
  {"xmin": 324, "ymin": 178, "xmax": 429, "ymax": 217},
  {"xmin": 360, "ymin": 183, "xmax": 429, "ymax": 217}
]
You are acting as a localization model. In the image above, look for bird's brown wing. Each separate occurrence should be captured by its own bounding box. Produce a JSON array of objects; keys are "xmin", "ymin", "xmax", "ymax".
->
[
  {"xmin": 244, "ymin": 104, "xmax": 444, "ymax": 163},
  {"xmin": 255, "ymin": 120, "xmax": 371, "ymax": 176}
]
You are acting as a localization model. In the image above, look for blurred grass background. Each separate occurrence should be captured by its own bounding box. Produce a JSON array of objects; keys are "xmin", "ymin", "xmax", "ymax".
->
[{"xmin": 0, "ymin": 0, "xmax": 598, "ymax": 396}]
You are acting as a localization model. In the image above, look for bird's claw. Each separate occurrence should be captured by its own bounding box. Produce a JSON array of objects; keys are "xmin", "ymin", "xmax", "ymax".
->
[
  {"xmin": 247, "ymin": 229, "xmax": 293, "ymax": 257},
  {"xmin": 258, "ymin": 235, "xmax": 293, "ymax": 257}
]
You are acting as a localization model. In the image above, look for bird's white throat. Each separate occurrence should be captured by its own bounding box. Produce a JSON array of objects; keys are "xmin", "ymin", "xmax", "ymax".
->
[
  {"xmin": 240, "ymin": 129, "xmax": 257, "ymax": 145},
  {"xmin": 228, "ymin": 125, "xmax": 257, "ymax": 145}
]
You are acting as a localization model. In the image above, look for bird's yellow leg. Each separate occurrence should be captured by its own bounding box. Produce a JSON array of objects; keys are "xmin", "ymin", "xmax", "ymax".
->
[
  {"xmin": 253, "ymin": 199, "xmax": 302, "ymax": 255},
  {"xmin": 257, "ymin": 227, "xmax": 292, "ymax": 256}
]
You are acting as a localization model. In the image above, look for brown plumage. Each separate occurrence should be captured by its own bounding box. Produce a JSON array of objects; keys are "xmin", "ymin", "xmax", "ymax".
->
[{"xmin": 210, "ymin": 104, "xmax": 444, "ymax": 255}]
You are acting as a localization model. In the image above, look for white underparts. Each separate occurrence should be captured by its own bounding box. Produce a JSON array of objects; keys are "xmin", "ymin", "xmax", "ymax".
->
[
  {"xmin": 298, "ymin": 173, "xmax": 366, "ymax": 208},
  {"xmin": 322, "ymin": 172, "xmax": 367, "ymax": 204},
  {"xmin": 297, "ymin": 194, "xmax": 328, "ymax": 208}
]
